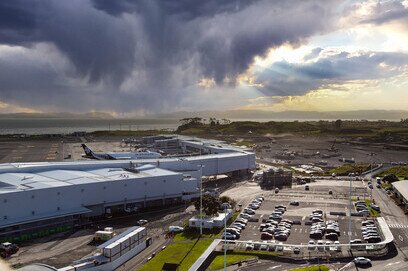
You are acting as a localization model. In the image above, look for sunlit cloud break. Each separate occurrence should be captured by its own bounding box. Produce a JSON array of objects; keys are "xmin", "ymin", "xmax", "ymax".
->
[{"xmin": 0, "ymin": 0, "xmax": 407, "ymax": 114}]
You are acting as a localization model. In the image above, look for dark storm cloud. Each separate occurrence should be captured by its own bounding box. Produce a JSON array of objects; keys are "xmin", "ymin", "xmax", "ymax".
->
[
  {"xmin": 0, "ymin": 0, "xmax": 340, "ymax": 113},
  {"xmin": 255, "ymin": 50, "xmax": 408, "ymax": 96},
  {"xmin": 92, "ymin": 0, "xmax": 259, "ymax": 19},
  {"xmin": 359, "ymin": 0, "xmax": 408, "ymax": 25}
]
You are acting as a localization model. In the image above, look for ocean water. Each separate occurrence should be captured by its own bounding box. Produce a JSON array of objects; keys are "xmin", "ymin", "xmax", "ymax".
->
[{"xmin": 0, "ymin": 118, "xmax": 180, "ymax": 135}]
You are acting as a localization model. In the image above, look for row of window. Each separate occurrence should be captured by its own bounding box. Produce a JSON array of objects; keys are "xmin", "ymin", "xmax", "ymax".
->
[
  {"xmin": 3, "ymin": 207, "xmax": 62, "ymax": 220},
  {"xmin": 2, "ymin": 180, "xmax": 170, "ymax": 203}
]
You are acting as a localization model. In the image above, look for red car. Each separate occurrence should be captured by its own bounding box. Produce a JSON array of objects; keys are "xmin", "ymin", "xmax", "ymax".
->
[{"xmin": 261, "ymin": 232, "xmax": 273, "ymax": 240}]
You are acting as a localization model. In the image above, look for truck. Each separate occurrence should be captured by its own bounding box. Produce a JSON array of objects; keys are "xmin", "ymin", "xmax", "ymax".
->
[
  {"xmin": 94, "ymin": 227, "xmax": 115, "ymax": 241},
  {"xmin": 0, "ymin": 242, "xmax": 19, "ymax": 258}
]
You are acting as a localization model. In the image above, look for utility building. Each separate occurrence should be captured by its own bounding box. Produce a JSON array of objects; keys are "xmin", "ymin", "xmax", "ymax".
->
[
  {"xmin": 260, "ymin": 167, "xmax": 293, "ymax": 189},
  {"xmin": 0, "ymin": 136, "xmax": 255, "ymax": 242}
]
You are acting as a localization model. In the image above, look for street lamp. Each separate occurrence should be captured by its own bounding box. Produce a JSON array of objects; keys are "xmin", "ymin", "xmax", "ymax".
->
[
  {"xmin": 348, "ymin": 172, "xmax": 355, "ymax": 244},
  {"xmin": 198, "ymin": 164, "xmax": 205, "ymax": 235},
  {"xmin": 224, "ymin": 207, "xmax": 227, "ymax": 271}
]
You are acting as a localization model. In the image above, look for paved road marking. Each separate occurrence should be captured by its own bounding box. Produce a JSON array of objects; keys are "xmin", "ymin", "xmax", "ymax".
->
[
  {"xmin": 399, "ymin": 235, "xmax": 404, "ymax": 242},
  {"xmin": 268, "ymin": 265, "xmax": 282, "ymax": 270},
  {"xmin": 386, "ymin": 261, "xmax": 401, "ymax": 267},
  {"xmin": 388, "ymin": 224, "xmax": 408, "ymax": 228}
]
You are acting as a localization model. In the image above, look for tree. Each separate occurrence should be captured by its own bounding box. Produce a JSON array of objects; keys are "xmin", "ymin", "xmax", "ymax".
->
[
  {"xmin": 193, "ymin": 195, "xmax": 220, "ymax": 216},
  {"xmin": 221, "ymin": 119, "xmax": 231, "ymax": 125},
  {"xmin": 382, "ymin": 174, "xmax": 399, "ymax": 183},
  {"xmin": 219, "ymin": 195, "xmax": 236, "ymax": 208},
  {"xmin": 209, "ymin": 117, "xmax": 217, "ymax": 127},
  {"xmin": 334, "ymin": 119, "xmax": 342, "ymax": 129}
]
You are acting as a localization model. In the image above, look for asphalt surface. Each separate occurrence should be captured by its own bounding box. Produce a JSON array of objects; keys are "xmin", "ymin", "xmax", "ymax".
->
[{"xmin": 0, "ymin": 140, "xmax": 63, "ymax": 163}]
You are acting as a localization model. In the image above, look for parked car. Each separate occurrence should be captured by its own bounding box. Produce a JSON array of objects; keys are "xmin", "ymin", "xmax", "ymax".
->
[
  {"xmin": 292, "ymin": 220, "xmax": 302, "ymax": 225},
  {"xmin": 293, "ymin": 247, "xmax": 300, "ymax": 254},
  {"xmin": 371, "ymin": 205, "xmax": 381, "ymax": 212},
  {"xmin": 261, "ymin": 232, "xmax": 273, "ymax": 240},
  {"xmin": 168, "ymin": 226, "xmax": 184, "ymax": 233},
  {"xmin": 245, "ymin": 241, "xmax": 254, "ymax": 250},
  {"xmin": 354, "ymin": 257, "xmax": 371, "ymax": 266},
  {"xmin": 276, "ymin": 205, "xmax": 287, "ymax": 210},
  {"xmin": 221, "ymin": 232, "xmax": 236, "ymax": 240},
  {"xmin": 239, "ymin": 213, "xmax": 252, "ymax": 220},
  {"xmin": 232, "ymin": 223, "xmax": 245, "ymax": 230},
  {"xmin": 325, "ymin": 233, "xmax": 339, "ymax": 240},
  {"xmin": 275, "ymin": 234, "xmax": 288, "ymax": 241},
  {"xmin": 308, "ymin": 240, "xmax": 315, "ymax": 250},
  {"xmin": 226, "ymin": 228, "xmax": 240, "ymax": 236},
  {"xmin": 244, "ymin": 208, "xmax": 256, "ymax": 215},
  {"xmin": 290, "ymin": 201, "xmax": 300, "ymax": 206},
  {"xmin": 260, "ymin": 242, "xmax": 268, "ymax": 250},
  {"xmin": 137, "ymin": 219, "xmax": 148, "ymax": 225},
  {"xmin": 361, "ymin": 220, "xmax": 375, "ymax": 226}
]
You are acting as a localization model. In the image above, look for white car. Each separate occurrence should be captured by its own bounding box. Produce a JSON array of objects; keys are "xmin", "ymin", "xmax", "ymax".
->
[
  {"xmin": 354, "ymin": 257, "xmax": 371, "ymax": 266},
  {"xmin": 308, "ymin": 240, "xmax": 315, "ymax": 250},
  {"xmin": 240, "ymin": 213, "xmax": 252, "ymax": 219},
  {"xmin": 249, "ymin": 204, "xmax": 260, "ymax": 209},
  {"xmin": 244, "ymin": 208, "xmax": 256, "ymax": 215},
  {"xmin": 245, "ymin": 241, "xmax": 254, "ymax": 250},
  {"xmin": 137, "ymin": 219, "xmax": 148, "ymax": 225},
  {"xmin": 221, "ymin": 232, "xmax": 236, "ymax": 240},
  {"xmin": 168, "ymin": 226, "xmax": 184, "ymax": 233}
]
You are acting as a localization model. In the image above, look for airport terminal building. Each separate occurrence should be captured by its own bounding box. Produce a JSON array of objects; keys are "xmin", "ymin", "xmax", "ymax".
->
[{"xmin": 0, "ymin": 136, "xmax": 255, "ymax": 242}]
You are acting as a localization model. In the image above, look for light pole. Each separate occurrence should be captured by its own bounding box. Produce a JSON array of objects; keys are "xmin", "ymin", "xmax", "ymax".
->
[
  {"xmin": 224, "ymin": 207, "xmax": 227, "ymax": 271},
  {"xmin": 198, "ymin": 164, "xmax": 205, "ymax": 235},
  {"xmin": 348, "ymin": 172, "xmax": 355, "ymax": 244}
]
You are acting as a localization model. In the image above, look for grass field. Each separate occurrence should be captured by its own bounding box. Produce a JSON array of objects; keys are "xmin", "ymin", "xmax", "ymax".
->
[
  {"xmin": 209, "ymin": 250, "xmax": 282, "ymax": 270},
  {"xmin": 288, "ymin": 265, "xmax": 329, "ymax": 271},
  {"xmin": 140, "ymin": 212, "xmax": 240, "ymax": 271},
  {"xmin": 365, "ymin": 199, "xmax": 381, "ymax": 217},
  {"xmin": 375, "ymin": 166, "xmax": 408, "ymax": 180},
  {"xmin": 329, "ymin": 164, "xmax": 371, "ymax": 175},
  {"xmin": 209, "ymin": 254, "xmax": 254, "ymax": 270},
  {"xmin": 139, "ymin": 238, "xmax": 214, "ymax": 271}
]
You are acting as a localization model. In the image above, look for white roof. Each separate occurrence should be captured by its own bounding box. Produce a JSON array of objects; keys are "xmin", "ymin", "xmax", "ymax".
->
[
  {"xmin": 0, "ymin": 166, "xmax": 178, "ymax": 194},
  {"xmin": 99, "ymin": 226, "xmax": 145, "ymax": 249},
  {"xmin": 392, "ymin": 180, "xmax": 408, "ymax": 199}
]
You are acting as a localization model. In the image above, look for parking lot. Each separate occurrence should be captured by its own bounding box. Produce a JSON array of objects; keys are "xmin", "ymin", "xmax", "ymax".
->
[
  {"xmin": 224, "ymin": 177, "xmax": 384, "ymax": 256},
  {"xmin": 0, "ymin": 140, "xmax": 63, "ymax": 163},
  {"xmin": 236, "ymin": 197, "xmax": 367, "ymax": 245}
]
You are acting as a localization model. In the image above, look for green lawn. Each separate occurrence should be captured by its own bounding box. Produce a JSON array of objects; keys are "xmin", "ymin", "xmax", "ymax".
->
[
  {"xmin": 288, "ymin": 265, "xmax": 329, "ymax": 271},
  {"xmin": 329, "ymin": 164, "xmax": 371, "ymax": 176},
  {"xmin": 139, "ymin": 238, "xmax": 214, "ymax": 271},
  {"xmin": 233, "ymin": 140, "xmax": 255, "ymax": 147},
  {"xmin": 209, "ymin": 250, "xmax": 282, "ymax": 270},
  {"xmin": 140, "ymin": 212, "xmax": 240, "ymax": 271},
  {"xmin": 209, "ymin": 254, "xmax": 254, "ymax": 270},
  {"xmin": 375, "ymin": 166, "xmax": 408, "ymax": 180}
]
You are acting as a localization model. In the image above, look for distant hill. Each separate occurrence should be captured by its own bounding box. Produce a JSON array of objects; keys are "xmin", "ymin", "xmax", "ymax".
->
[
  {"xmin": 0, "ymin": 110, "xmax": 407, "ymax": 121},
  {"xmin": 150, "ymin": 110, "xmax": 408, "ymax": 121},
  {"xmin": 0, "ymin": 112, "xmax": 115, "ymax": 119}
]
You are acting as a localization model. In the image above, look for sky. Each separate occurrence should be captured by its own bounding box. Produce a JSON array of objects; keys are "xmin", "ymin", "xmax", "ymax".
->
[{"xmin": 0, "ymin": 0, "xmax": 407, "ymax": 115}]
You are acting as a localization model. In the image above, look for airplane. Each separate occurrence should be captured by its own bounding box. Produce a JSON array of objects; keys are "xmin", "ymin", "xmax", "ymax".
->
[{"xmin": 81, "ymin": 144, "xmax": 161, "ymax": 160}]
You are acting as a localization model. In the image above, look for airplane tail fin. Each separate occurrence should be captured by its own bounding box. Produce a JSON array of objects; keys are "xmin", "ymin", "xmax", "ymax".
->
[{"xmin": 81, "ymin": 144, "xmax": 94, "ymax": 157}]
